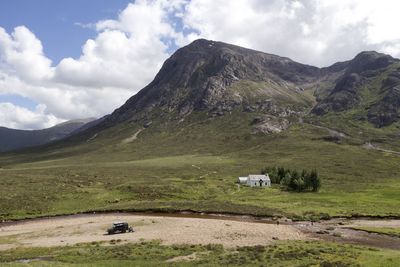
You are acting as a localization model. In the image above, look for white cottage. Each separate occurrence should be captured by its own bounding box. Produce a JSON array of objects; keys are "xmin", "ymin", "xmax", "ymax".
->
[{"xmin": 237, "ymin": 174, "xmax": 271, "ymax": 187}]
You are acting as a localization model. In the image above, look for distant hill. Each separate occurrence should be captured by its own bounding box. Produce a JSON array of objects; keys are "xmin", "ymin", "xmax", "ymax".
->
[{"xmin": 0, "ymin": 118, "xmax": 96, "ymax": 152}]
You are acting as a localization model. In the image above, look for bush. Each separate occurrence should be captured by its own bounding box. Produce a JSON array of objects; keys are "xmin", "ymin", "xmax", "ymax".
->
[
  {"xmin": 309, "ymin": 169, "xmax": 321, "ymax": 192},
  {"xmin": 262, "ymin": 166, "xmax": 321, "ymax": 192}
]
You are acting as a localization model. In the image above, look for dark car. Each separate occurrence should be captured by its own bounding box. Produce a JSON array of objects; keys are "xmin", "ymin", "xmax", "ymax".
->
[{"xmin": 107, "ymin": 222, "xmax": 134, "ymax": 235}]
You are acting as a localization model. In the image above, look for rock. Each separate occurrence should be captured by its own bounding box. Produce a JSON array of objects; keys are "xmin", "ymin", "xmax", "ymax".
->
[
  {"xmin": 311, "ymin": 52, "xmax": 400, "ymax": 127},
  {"xmin": 321, "ymin": 135, "xmax": 341, "ymax": 144},
  {"xmin": 143, "ymin": 121, "xmax": 152, "ymax": 128},
  {"xmin": 210, "ymin": 111, "xmax": 224, "ymax": 117},
  {"xmin": 251, "ymin": 116, "xmax": 264, "ymax": 125},
  {"xmin": 346, "ymin": 51, "xmax": 397, "ymax": 74},
  {"xmin": 243, "ymin": 105, "xmax": 256, "ymax": 112},
  {"xmin": 353, "ymin": 114, "xmax": 366, "ymax": 121},
  {"xmin": 383, "ymin": 74, "xmax": 400, "ymax": 88},
  {"xmin": 312, "ymin": 73, "xmax": 362, "ymax": 115},
  {"xmin": 252, "ymin": 116, "xmax": 289, "ymax": 134},
  {"xmin": 367, "ymin": 85, "xmax": 400, "ymax": 127}
]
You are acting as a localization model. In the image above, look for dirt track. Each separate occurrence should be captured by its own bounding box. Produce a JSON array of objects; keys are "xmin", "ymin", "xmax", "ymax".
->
[{"xmin": 0, "ymin": 213, "xmax": 305, "ymax": 251}]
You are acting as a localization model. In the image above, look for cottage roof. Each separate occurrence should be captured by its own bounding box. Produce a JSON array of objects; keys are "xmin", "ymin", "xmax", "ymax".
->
[{"xmin": 248, "ymin": 174, "xmax": 270, "ymax": 181}]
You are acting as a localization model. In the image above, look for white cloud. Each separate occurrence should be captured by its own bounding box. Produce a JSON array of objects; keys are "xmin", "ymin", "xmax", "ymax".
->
[
  {"xmin": 0, "ymin": 72, "xmax": 132, "ymax": 121},
  {"xmin": 0, "ymin": 26, "xmax": 54, "ymax": 82},
  {"xmin": 0, "ymin": 102, "xmax": 62, "ymax": 130},
  {"xmin": 55, "ymin": 0, "xmax": 186, "ymax": 89},
  {"xmin": 55, "ymin": 29, "xmax": 167, "ymax": 89},
  {"xmin": 1, "ymin": 0, "xmax": 400, "ymax": 130},
  {"xmin": 0, "ymin": 0, "xmax": 187, "ymax": 129},
  {"xmin": 182, "ymin": 0, "xmax": 400, "ymax": 66}
]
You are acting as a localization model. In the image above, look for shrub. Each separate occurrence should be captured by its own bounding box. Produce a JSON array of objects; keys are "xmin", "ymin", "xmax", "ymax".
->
[
  {"xmin": 261, "ymin": 166, "xmax": 280, "ymax": 183},
  {"xmin": 309, "ymin": 169, "xmax": 321, "ymax": 192},
  {"xmin": 262, "ymin": 166, "xmax": 321, "ymax": 192}
]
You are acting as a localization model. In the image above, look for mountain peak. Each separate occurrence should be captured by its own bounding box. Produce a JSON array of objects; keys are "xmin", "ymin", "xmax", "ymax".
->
[
  {"xmin": 98, "ymin": 40, "xmax": 400, "ymax": 129},
  {"xmin": 354, "ymin": 50, "xmax": 390, "ymax": 58},
  {"xmin": 105, "ymin": 40, "xmax": 320, "ymax": 125},
  {"xmin": 185, "ymin": 38, "xmax": 216, "ymax": 48},
  {"xmin": 347, "ymin": 50, "xmax": 397, "ymax": 74},
  {"xmin": 312, "ymin": 50, "xmax": 400, "ymax": 125}
]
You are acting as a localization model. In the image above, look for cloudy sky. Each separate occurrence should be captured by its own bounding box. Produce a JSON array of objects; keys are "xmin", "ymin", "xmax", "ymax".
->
[{"xmin": 0, "ymin": 0, "xmax": 399, "ymax": 129}]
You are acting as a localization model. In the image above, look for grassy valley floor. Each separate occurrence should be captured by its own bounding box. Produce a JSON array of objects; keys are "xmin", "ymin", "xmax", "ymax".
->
[
  {"xmin": 1, "ymin": 240, "xmax": 400, "ymax": 266},
  {"xmin": 1, "ymin": 113, "xmax": 400, "ymax": 221},
  {"xmin": 1, "ymin": 112, "xmax": 400, "ymax": 266}
]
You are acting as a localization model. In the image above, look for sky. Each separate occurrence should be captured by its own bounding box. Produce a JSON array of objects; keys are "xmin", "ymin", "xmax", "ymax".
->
[{"xmin": 0, "ymin": 0, "xmax": 400, "ymax": 130}]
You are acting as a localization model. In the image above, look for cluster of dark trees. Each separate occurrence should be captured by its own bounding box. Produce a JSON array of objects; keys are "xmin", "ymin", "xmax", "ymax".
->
[{"xmin": 261, "ymin": 166, "xmax": 321, "ymax": 192}]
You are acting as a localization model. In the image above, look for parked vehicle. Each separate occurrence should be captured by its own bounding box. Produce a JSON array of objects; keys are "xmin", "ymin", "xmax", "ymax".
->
[{"xmin": 107, "ymin": 222, "xmax": 134, "ymax": 235}]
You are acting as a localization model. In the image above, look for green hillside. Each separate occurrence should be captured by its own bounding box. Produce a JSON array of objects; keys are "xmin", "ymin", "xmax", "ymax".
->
[{"xmin": 1, "ymin": 109, "xmax": 400, "ymax": 221}]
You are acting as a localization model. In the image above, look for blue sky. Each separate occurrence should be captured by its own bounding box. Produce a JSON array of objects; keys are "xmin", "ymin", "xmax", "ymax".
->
[
  {"xmin": 0, "ymin": 0, "xmax": 133, "ymax": 120},
  {"xmin": 0, "ymin": 94, "xmax": 37, "ymax": 110},
  {"xmin": 0, "ymin": 0, "xmax": 182, "ymax": 122},
  {"xmin": 0, "ymin": 0, "xmax": 132, "ymax": 63},
  {"xmin": 0, "ymin": 0, "xmax": 399, "ymax": 130}
]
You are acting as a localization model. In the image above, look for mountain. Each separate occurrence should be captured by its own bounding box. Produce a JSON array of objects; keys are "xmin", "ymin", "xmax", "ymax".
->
[
  {"xmin": 0, "ymin": 118, "xmax": 96, "ymax": 152},
  {"xmin": 312, "ymin": 51, "xmax": 400, "ymax": 127},
  {"xmin": 0, "ymin": 40, "xmax": 398, "ymax": 155},
  {"xmin": 2, "ymin": 39, "xmax": 400, "ymax": 225},
  {"xmin": 69, "ymin": 116, "xmax": 108, "ymax": 135},
  {"xmin": 5, "ymin": 39, "xmax": 397, "ymax": 152},
  {"xmin": 80, "ymin": 39, "xmax": 398, "ymax": 140},
  {"xmin": 107, "ymin": 39, "xmax": 321, "ymax": 124},
  {"xmin": 90, "ymin": 39, "xmax": 338, "ymax": 135}
]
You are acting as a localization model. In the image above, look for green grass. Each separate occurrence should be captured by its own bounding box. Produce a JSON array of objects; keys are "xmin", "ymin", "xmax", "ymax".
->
[
  {"xmin": 0, "ymin": 234, "xmax": 21, "ymax": 245},
  {"xmin": 1, "ymin": 111, "xmax": 400, "ymax": 220},
  {"xmin": 1, "ymin": 240, "xmax": 399, "ymax": 266},
  {"xmin": 350, "ymin": 227, "xmax": 400, "ymax": 238}
]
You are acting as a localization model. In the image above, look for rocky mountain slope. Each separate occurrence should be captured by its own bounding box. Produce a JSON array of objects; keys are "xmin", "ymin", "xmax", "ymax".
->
[
  {"xmin": 312, "ymin": 51, "xmax": 400, "ymax": 127},
  {"xmin": 85, "ymin": 39, "xmax": 399, "ymax": 139},
  {"xmin": 6, "ymin": 40, "xmax": 399, "ymax": 154},
  {"xmin": 0, "ymin": 118, "xmax": 95, "ymax": 152},
  {"xmin": 114, "ymin": 41, "xmax": 322, "ymax": 121},
  {"xmin": 93, "ymin": 39, "xmax": 342, "ymax": 134}
]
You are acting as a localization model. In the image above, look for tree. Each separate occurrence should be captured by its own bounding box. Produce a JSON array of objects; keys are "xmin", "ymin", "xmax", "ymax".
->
[
  {"xmin": 294, "ymin": 177, "xmax": 305, "ymax": 192},
  {"xmin": 289, "ymin": 170, "xmax": 300, "ymax": 191},
  {"xmin": 277, "ymin": 167, "xmax": 286, "ymax": 181},
  {"xmin": 280, "ymin": 172, "xmax": 292, "ymax": 188},
  {"xmin": 269, "ymin": 166, "xmax": 280, "ymax": 183},
  {"xmin": 261, "ymin": 167, "xmax": 268, "ymax": 175},
  {"xmin": 302, "ymin": 169, "xmax": 312, "ymax": 189},
  {"xmin": 261, "ymin": 165, "xmax": 321, "ymax": 192},
  {"xmin": 309, "ymin": 169, "xmax": 321, "ymax": 192}
]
